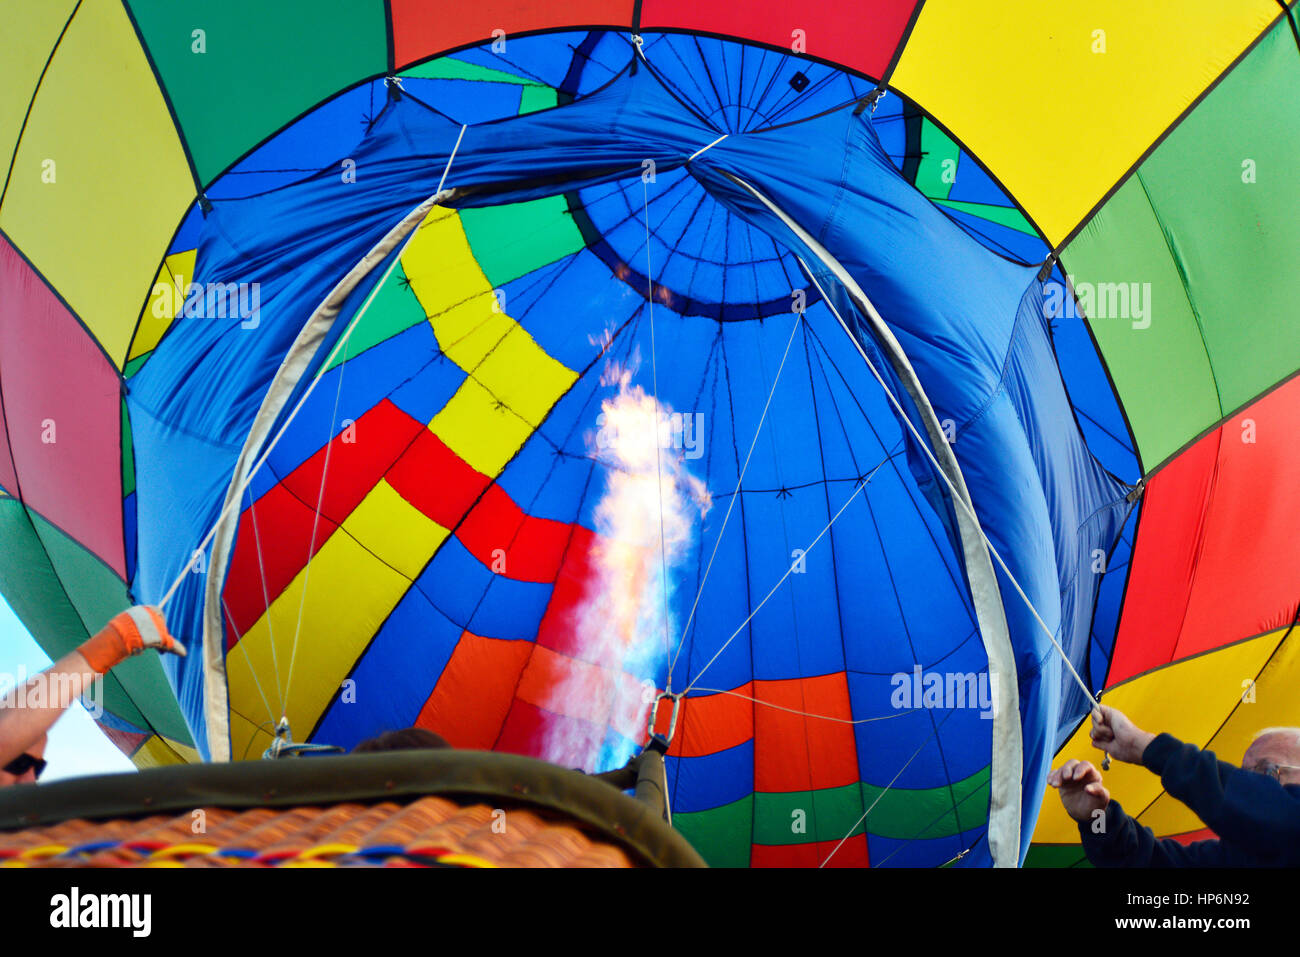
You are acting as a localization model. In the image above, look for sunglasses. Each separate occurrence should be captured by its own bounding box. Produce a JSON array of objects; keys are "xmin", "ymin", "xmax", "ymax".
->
[
  {"xmin": 2, "ymin": 753, "xmax": 46, "ymax": 780},
  {"xmin": 1245, "ymin": 760, "xmax": 1300, "ymax": 782}
]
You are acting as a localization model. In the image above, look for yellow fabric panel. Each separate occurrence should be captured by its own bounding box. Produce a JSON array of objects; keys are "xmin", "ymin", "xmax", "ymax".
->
[
  {"xmin": 402, "ymin": 205, "xmax": 576, "ymax": 473},
  {"xmin": 132, "ymin": 734, "xmax": 202, "ymax": 769},
  {"xmin": 225, "ymin": 527, "xmax": 422, "ymax": 752},
  {"xmin": 1140, "ymin": 627, "xmax": 1300, "ymax": 833},
  {"xmin": 0, "ymin": 0, "xmax": 77, "ymax": 182},
  {"xmin": 131, "ymin": 248, "xmax": 197, "ymax": 362},
  {"xmin": 1031, "ymin": 629, "xmax": 1285, "ymax": 843},
  {"xmin": 341, "ymin": 478, "xmax": 450, "ymax": 580},
  {"xmin": 402, "ymin": 206, "xmax": 488, "ymax": 314},
  {"xmin": 890, "ymin": 0, "xmax": 1281, "ymax": 244},
  {"xmin": 229, "ymin": 708, "xmax": 274, "ymax": 762},
  {"xmin": 429, "ymin": 375, "xmax": 538, "ymax": 477},
  {"xmin": 431, "ymin": 296, "xmax": 517, "ymax": 374},
  {"xmin": 0, "ymin": 0, "xmax": 194, "ymax": 364},
  {"xmin": 473, "ymin": 325, "xmax": 578, "ymax": 427}
]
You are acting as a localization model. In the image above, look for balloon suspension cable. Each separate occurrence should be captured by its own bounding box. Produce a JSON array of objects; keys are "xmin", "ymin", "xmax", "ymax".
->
[
  {"xmin": 154, "ymin": 139, "xmax": 471, "ymax": 621},
  {"xmin": 796, "ymin": 261, "xmax": 1118, "ymax": 768}
]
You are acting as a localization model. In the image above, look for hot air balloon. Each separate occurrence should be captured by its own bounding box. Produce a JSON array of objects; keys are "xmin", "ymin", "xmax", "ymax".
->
[{"xmin": 0, "ymin": 1, "xmax": 1296, "ymax": 869}]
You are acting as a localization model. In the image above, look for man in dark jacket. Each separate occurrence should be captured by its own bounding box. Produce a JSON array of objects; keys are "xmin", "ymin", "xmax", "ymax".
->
[{"xmin": 1047, "ymin": 705, "xmax": 1300, "ymax": 866}]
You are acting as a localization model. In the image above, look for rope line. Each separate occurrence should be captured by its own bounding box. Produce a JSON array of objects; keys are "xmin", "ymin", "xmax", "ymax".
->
[
  {"xmin": 667, "ymin": 304, "xmax": 804, "ymax": 689},
  {"xmin": 799, "ymin": 259, "xmax": 1102, "ymax": 712},
  {"xmin": 689, "ymin": 687, "xmax": 924, "ymax": 725},
  {"xmin": 640, "ymin": 176, "xmax": 674, "ymax": 666}
]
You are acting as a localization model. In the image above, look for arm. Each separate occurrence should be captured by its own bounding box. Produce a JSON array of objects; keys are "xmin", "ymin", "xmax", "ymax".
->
[
  {"xmin": 1142, "ymin": 733, "xmax": 1300, "ymax": 863},
  {"xmin": 1080, "ymin": 799, "xmax": 1238, "ymax": 868},
  {"xmin": 0, "ymin": 607, "xmax": 184, "ymax": 768},
  {"xmin": 0, "ymin": 650, "xmax": 96, "ymax": 768}
]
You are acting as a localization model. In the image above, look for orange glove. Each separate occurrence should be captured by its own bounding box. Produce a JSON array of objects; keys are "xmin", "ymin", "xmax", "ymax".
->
[{"xmin": 77, "ymin": 606, "xmax": 187, "ymax": 674}]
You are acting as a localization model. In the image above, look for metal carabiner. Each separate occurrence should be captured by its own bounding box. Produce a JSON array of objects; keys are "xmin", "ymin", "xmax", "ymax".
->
[{"xmin": 647, "ymin": 692, "xmax": 682, "ymax": 745}]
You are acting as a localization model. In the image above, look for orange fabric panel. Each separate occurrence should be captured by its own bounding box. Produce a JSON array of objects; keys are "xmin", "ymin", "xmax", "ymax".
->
[
  {"xmin": 514, "ymin": 643, "xmax": 646, "ymax": 733},
  {"xmin": 417, "ymin": 630, "xmax": 533, "ymax": 749},
  {"xmin": 668, "ymin": 683, "xmax": 755, "ymax": 758},
  {"xmin": 753, "ymin": 672, "xmax": 859, "ymax": 792}
]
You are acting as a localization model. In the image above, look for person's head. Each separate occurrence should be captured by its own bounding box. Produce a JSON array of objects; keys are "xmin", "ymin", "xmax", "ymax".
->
[
  {"xmin": 352, "ymin": 727, "xmax": 450, "ymax": 754},
  {"xmin": 0, "ymin": 734, "xmax": 48, "ymax": 788},
  {"xmin": 1242, "ymin": 727, "xmax": 1300, "ymax": 786}
]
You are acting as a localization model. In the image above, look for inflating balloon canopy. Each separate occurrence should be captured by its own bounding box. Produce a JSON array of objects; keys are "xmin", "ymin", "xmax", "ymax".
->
[{"xmin": 0, "ymin": 2, "xmax": 1297, "ymax": 868}]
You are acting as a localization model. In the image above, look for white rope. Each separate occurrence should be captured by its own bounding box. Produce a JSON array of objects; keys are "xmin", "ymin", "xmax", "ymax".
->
[
  {"xmin": 682, "ymin": 472, "xmax": 872, "ymax": 696},
  {"xmin": 640, "ymin": 177, "xmax": 674, "ymax": 665},
  {"xmin": 680, "ymin": 444, "xmax": 896, "ymax": 695},
  {"xmin": 689, "ymin": 687, "xmax": 923, "ymax": 725},
  {"xmin": 666, "ymin": 304, "xmax": 804, "ymax": 689},
  {"xmin": 157, "ymin": 139, "xmax": 468, "ymax": 617},
  {"xmin": 438, "ymin": 125, "xmax": 467, "ymax": 195},
  {"xmin": 799, "ymin": 260, "xmax": 1101, "ymax": 712},
  {"xmin": 687, "ymin": 134, "xmax": 729, "ymax": 163},
  {"xmin": 281, "ymin": 318, "xmax": 351, "ymax": 714},
  {"xmin": 245, "ymin": 494, "xmax": 285, "ymax": 716},
  {"xmin": 820, "ymin": 725, "xmax": 934, "ymax": 867}
]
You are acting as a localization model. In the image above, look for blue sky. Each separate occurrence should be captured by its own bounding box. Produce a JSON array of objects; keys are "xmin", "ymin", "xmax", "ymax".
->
[{"xmin": 0, "ymin": 596, "xmax": 135, "ymax": 781}]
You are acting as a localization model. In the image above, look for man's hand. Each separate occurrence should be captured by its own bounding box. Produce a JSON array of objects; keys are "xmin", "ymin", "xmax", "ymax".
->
[
  {"xmin": 1090, "ymin": 705, "xmax": 1156, "ymax": 765},
  {"xmin": 1048, "ymin": 759, "xmax": 1110, "ymax": 823},
  {"xmin": 77, "ymin": 606, "xmax": 186, "ymax": 674}
]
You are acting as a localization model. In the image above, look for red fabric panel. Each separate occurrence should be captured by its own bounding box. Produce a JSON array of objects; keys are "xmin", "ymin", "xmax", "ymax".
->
[
  {"xmin": 751, "ymin": 835, "xmax": 869, "ymax": 867},
  {"xmin": 222, "ymin": 482, "xmax": 339, "ymax": 644},
  {"xmin": 0, "ymin": 236, "xmax": 124, "ymax": 576},
  {"xmin": 416, "ymin": 630, "xmax": 533, "ymax": 749},
  {"xmin": 386, "ymin": 428, "xmax": 491, "ymax": 528},
  {"xmin": 753, "ymin": 672, "xmax": 859, "ymax": 792},
  {"xmin": 390, "ymin": 0, "xmax": 635, "ymax": 69},
  {"xmin": 1110, "ymin": 377, "xmax": 1300, "ymax": 684},
  {"xmin": 0, "ymin": 376, "xmax": 15, "ymax": 498},
  {"xmin": 669, "ymin": 683, "xmax": 754, "ymax": 758},
  {"xmin": 535, "ymin": 524, "xmax": 599, "ymax": 657},
  {"xmin": 388, "ymin": 428, "xmax": 570, "ymax": 580},
  {"xmin": 456, "ymin": 484, "xmax": 570, "ymax": 582},
  {"xmin": 534, "ymin": 524, "xmax": 662, "ymax": 664},
  {"xmin": 495, "ymin": 699, "xmax": 559, "ymax": 756},
  {"xmin": 223, "ymin": 399, "xmax": 419, "ymax": 642},
  {"xmin": 390, "ymin": 0, "xmax": 915, "ymax": 79},
  {"xmin": 279, "ymin": 398, "xmax": 424, "ymax": 525},
  {"xmin": 96, "ymin": 721, "xmax": 150, "ymax": 758},
  {"xmin": 1168, "ymin": 827, "xmax": 1216, "ymax": 845},
  {"xmin": 640, "ymin": 0, "xmax": 917, "ymax": 79}
]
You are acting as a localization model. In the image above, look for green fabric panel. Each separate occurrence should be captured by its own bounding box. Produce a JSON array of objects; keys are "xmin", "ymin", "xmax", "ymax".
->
[
  {"xmin": 1123, "ymin": 21, "xmax": 1300, "ymax": 421},
  {"xmin": 934, "ymin": 198, "xmax": 1035, "ymax": 235},
  {"xmin": 322, "ymin": 263, "xmax": 429, "ymax": 373},
  {"xmin": 1061, "ymin": 182, "xmax": 1218, "ymax": 469},
  {"xmin": 518, "ymin": 86, "xmax": 558, "ymax": 115},
  {"xmin": 401, "ymin": 57, "xmax": 530, "ymax": 85},
  {"xmin": 857, "ymin": 763, "xmax": 991, "ymax": 840},
  {"xmin": 915, "ymin": 118, "xmax": 961, "ymax": 201},
  {"xmin": 753, "ymin": 782, "xmax": 865, "ymax": 845},
  {"xmin": 1024, "ymin": 844, "xmax": 1091, "ymax": 868},
  {"xmin": 121, "ymin": 400, "xmax": 135, "ymax": 498},
  {"xmin": 123, "ymin": 353, "xmax": 150, "ymax": 378},
  {"xmin": 1061, "ymin": 19, "xmax": 1300, "ymax": 469},
  {"xmin": 459, "ymin": 195, "xmax": 586, "ymax": 289},
  {"xmin": 672, "ymin": 796, "xmax": 753, "ymax": 867},
  {"xmin": 0, "ymin": 500, "xmax": 193, "ymax": 744},
  {"xmin": 126, "ymin": 0, "xmax": 388, "ymax": 183}
]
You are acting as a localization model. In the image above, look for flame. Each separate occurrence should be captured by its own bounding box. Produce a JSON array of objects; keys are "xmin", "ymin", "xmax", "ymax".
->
[{"xmin": 538, "ymin": 372, "xmax": 710, "ymax": 772}]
